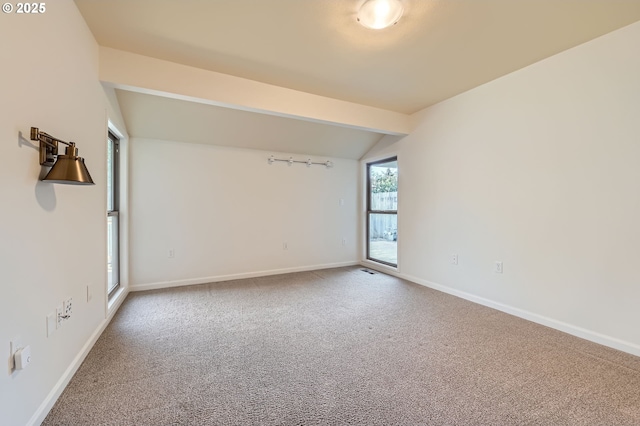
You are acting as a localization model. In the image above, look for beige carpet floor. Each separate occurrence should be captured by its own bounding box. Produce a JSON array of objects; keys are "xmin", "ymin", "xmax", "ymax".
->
[{"xmin": 43, "ymin": 267, "xmax": 640, "ymax": 425}]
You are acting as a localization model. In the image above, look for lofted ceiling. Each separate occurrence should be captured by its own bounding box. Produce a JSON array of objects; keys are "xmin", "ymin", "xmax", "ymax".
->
[
  {"xmin": 115, "ymin": 90, "xmax": 383, "ymax": 159},
  {"xmin": 75, "ymin": 0, "xmax": 640, "ymax": 158}
]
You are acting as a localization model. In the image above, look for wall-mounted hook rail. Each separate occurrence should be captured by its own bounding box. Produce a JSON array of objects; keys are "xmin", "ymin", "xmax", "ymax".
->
[{"xmin": 268, "ymin": 155, "xmax": 333, "ymax": 168}]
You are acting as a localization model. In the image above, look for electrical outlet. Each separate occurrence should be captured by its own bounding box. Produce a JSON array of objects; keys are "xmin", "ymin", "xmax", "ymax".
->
[
  {"xmin": 168, "ymin": 249, "xmax": 175, "ymax": 258},
  {"xmin": 14, "ymin": 345, "xmax": 31, "ymax": 370},
  {"xmin": 495, "ymin": 261, "xmax": 503, "ymax": 274},
  {"xmin": 451, "ymin": 254, "xmax": 458, "ymax": 265},
  {"xmin": 63, "ymin": 298, "xmax": 72, "ymax": 320},
  {"xmin": 56, "ymin": 304, "xmax": 64, "ymax": 328}
]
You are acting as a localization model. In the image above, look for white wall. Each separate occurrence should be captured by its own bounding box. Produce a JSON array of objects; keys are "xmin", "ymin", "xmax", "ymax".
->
[
  {"xmin": 363, "ymin": 21, "xmax": 640, "ymax": 355},
  {"xmin": 130, "ymin": 139, "xmax": 358, "ymax": 289},
  {"xmin": 0, "ymin": 2, "xmax": 119, "ymax": 424}
]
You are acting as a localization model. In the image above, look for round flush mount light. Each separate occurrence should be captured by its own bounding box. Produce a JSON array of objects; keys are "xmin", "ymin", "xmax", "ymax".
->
[{"xmin": 357, "ymin": 0, "xmax": 404, "ymax": 30}]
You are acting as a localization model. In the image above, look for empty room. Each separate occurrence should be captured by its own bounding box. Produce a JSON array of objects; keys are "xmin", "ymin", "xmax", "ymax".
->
[{"xmin": 1, "ymin": 0, "xmax": 640, "ymax": 424}]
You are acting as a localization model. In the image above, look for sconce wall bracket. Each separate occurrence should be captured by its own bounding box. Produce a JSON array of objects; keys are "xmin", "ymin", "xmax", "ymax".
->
[{"xmin": 31, "ymin": 127, "xmax": 60, "ymax": 167}]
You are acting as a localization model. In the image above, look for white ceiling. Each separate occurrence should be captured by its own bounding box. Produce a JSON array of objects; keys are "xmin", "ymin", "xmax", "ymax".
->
[{"xmin": 75, "ymin": 0, "xmax": 640, "ymax": 158}]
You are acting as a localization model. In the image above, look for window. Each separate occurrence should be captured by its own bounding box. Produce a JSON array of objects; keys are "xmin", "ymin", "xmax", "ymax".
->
[
  {"xmin": 367, "ymin": 157, "xmax": 398, "ymax": 267},
  {"xmin": 107, "ymin": 132, "xmax": 120, "ymax": 297}
]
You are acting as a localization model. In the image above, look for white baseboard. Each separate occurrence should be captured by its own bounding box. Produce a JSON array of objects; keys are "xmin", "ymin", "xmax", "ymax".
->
[
  {"xmin": 130, "ymin": 261, "xmax": 360, "ymax": 292},
  {"xmin": 361, "ymin": 263, "xmax": 640, "ymax": 358},
  {"xmin": 28, "ymin": 288, "xmax": 130, "ymax": 426}
]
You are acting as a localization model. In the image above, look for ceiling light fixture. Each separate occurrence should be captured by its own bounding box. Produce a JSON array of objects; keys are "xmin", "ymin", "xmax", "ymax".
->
[
  {"xmin": 357, "ymin": 0, "xmax": 404, "ymax": 30},
  {"xmin": 30, "ymin": 127, "xmax": 95, "ymax": 185}
]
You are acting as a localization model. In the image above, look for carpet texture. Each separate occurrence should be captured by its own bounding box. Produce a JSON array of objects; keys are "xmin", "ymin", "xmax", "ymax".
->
[{"xmin": 43, "ymin": 267, "xmax": 640, "ymax": 425}]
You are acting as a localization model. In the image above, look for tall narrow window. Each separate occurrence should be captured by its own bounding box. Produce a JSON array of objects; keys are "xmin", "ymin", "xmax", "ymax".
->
[
  {"xmin": 367, "ymin": 157, "xmax": 398, "ymax": 267},
  {"xmin": 107, "ymin": 132, "xmax": 120, "ymax": 297}
]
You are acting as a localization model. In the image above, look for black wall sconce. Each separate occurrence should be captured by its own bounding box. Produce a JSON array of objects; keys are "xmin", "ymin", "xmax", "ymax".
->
[{"xmin": 30, "ymin": 127, "xmax": 94, "ymax": 185}]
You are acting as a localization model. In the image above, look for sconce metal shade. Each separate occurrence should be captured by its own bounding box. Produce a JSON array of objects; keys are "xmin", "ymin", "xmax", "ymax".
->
[
  {"xmin": 31, "ymin": 127, "xmax": 95, "ymax": 185},
  {"xmin": 43, "ymin": 143, "xmax": 94, "ymax": 185}
]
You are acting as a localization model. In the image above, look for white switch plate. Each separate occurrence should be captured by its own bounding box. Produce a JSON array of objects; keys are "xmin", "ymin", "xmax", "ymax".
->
[
  {"xmin": 168, "ymin": 249, "xmax": 175, "ymax": 258},
  {"xmin": 8, "ymin": 337, "xmax": 21, "ymax": 373},
  {"xmin": 451, "ymin": 254, "xmax": 458, "ymax": 265},
  {"xmin": 87, "ymin": 284, "xmax": 93, "ymax": 302},
  {"xmin": 495, "ymin": 261, "xmax": 503, "ymax": 274}
]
